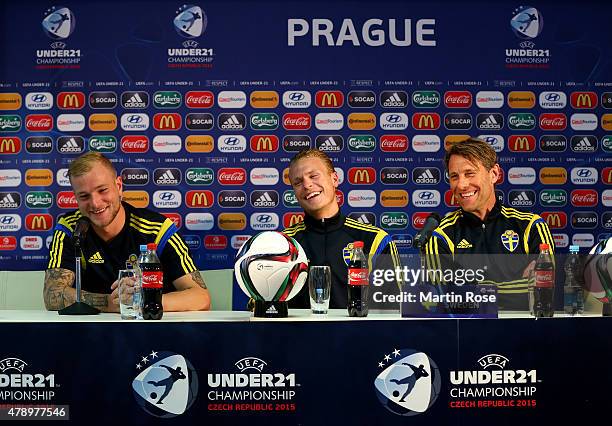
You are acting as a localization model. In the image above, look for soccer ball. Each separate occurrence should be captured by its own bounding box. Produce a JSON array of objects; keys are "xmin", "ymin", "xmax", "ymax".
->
[
  {"xmin": 234, "ymin": 231, "xmax": 309, "ymax": 302},
  {"xmin": 584, "ymin": 238, "xmax": 612, "ymax": 302}
]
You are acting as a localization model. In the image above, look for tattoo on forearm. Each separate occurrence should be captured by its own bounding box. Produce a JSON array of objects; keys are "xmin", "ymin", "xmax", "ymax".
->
[
  {"xmin": 82, "ymin": 292, "xmax": 109, "ymax": 309},
  {"xmin": 190, "ymin": 271, "xmax": 207, "ymax": 289},
  {"xmin": 43, "ymin": 268, "xmax": 75, "ymax": 310}
]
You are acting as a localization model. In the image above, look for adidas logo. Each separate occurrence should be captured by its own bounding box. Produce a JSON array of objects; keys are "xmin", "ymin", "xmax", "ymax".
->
[
  {"xmin": 356, "ymin": 214, "xmax": 372, "ymax": 224},
  {"xmin": 253, "ymin": 192, "xmax": 276, "ymax": 207},
  {"xmin": 573, "ymin": 137, "xmax": 595, "ymax": 152},
  {"xmin": 511, "ymin": 191, "xmax": 534, "ymax": 207},
  {"xmin": 383, "ymin": 92, "xmax": 406, "ymax": 107},
  {"xmin": 88, "ymin": 252, "xmax": 104, "ymax": 264},
  {"xmin": 156, "ymin": 170, "xmax": 178, "ymax": 184},
  {"xmin": 220, "ymin": 114, "xmax": 244, "ymax": 130},
  {"xmin": 478, "ymin": 114, "xmax": 503, "ymax": 130},
  {"xmin": 266, "ymin": 305, "xmax": 278, "ymax": 314},
  {"xmin": 0, "ymin": 193, "xmax": 19, "ymax": 208},
  {"xmin": 457, "ymin": 239, "xmax": 472, "ymax": 249},
  {"xmin": 124, "ymin": 93, "xmax": 147, "ymax": 108},
  {"xmin": 319, "ymin": 137, "xmax": 339, "ymax": 149},
  {"xmin": 60, "ymin": 137, "xmax": 81, "ymax": 152},
  {"xmin": 415, "ymin": 169, "xmax": 437, "ymax": 184}
]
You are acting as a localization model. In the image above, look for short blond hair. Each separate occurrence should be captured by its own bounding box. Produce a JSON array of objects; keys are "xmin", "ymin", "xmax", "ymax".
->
[
  {"xmin": 289, "ymin": 149, "xmax": 335, "ymax": 174},
  {"xmin": 68, "ymin": 152, "xmax": 116, "ymax": 179},
  {"xmin": 444, "ymin": 137, "xmax": 497, "ymax": 171}
]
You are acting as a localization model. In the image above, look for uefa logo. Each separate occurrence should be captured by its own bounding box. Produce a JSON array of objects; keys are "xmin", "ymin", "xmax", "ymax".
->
[
  {"xmin": 132, "ymin": 350, "xmax": 198, "ymax": 418},
  {"xmin": 42, "ymin": 6, "xmax": 76, "ymax": 40},
  {"xmin": 510, "ymin": 6, "xmax": 543, "ymax": 39},
  {"xmin": 374, "ymin": 348, "xmax": 441, "ymax": 416},
  {"xmin": 173, "ymin": 5, "xmax": 207, "ymax": 38}
]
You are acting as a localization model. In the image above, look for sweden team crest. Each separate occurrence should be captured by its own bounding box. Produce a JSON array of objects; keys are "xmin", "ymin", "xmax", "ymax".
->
[
  {"xmin": 501, "ymin": 230, "xmax": 520, "ymax": 252},
  {"xmin": 342, "ymin": 242, "xmax": 355, "ymax": 266}
]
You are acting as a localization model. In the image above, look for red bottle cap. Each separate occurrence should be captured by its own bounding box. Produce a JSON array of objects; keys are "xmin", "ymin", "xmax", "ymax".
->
[
  {"xmin": 353, "ymin": 241, "xmax": 364, "ymax": 248},
  {"xmin": 147, "ymin": 243, "xmax": 157, "ymax": 250},
  {"xmin": 539, "ymin": 243, "xmax": 549, "ymax": 250}
]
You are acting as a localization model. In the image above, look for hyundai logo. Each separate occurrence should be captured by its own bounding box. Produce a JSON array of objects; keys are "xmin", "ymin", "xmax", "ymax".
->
[
  {"xmin": 223, "ymin": 137, "xmax": 240, "ymax": 146},
  {"xmin": 159, "ymin": 192, "xmax": 176, "ymax": 200},
  {"xmin": 256, "ymin": 215, "xmax": 273, "ymax": 223},
  {"xmin": 289, "ymin": 92, "xmax": 304, "ymax": 101},
  {"xmin": 385, "ymin": 115, "xmax": 402, "ymax": 123},
  {"xmin": 1, "ymin": 216, "xmax": 15, "ymax": 224},
  {"xmin": 419, "ymin": 191, "xmax": 434, "ymax": 200},
  {"xmin": 577, "ymin": 169, "xmax": 592, "ymax": 177},
  {"xmin": 545, "ymin": 93, "xmax": 560, "ymax": 101},
  {"xmin": 484, "ymin": 137, "xmax": 499, "ymax": 144},
  {"xmin": 127, "ymin": 115, "xmax": 142, "ymax": 123},
  {"xmin": 32, "ymin": 94, "xmax": 47, "ymax": 102},
  {"xmin": 62, "ymin": 170, "xmax": 69, "ymax": 178}
]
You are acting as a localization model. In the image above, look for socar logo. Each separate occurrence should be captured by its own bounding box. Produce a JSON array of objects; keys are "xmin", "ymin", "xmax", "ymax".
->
[
  {"xmin": 42, "ymin": 6, "xmax": 76, "ymax": 40},
  {"xmin": 173, "ymin": 4, "xmax": 207, "ymax": 38},
  {"xmin": 374, "ymin": 348, "xmax": 441, "ymax": 416},
  {"xmin": 132, "ymin": 350, "xmax": 198, "ymax": 418},
  {"xmin": 510, "ymin": 6, "xmax": 543, "ymax": 39}
]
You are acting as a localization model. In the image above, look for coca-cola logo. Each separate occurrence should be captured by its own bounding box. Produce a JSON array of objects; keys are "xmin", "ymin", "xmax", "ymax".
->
[
  {"xmin": 185, "ymin": 91, "xmax": 214, "ymax": 108},
  {"xmin": 25, "ymin": 114, "xmax": 53, "ymax": 131},
  {"xmin": 539, "ymin": 114, "xmax": 567, "ymax": 130},
  {"xmin": 218, "ymin": 168, "xmax": 247, "ymax": 185},
  {"xmin": 444, "ymin": 91, "xmax": 472, "ymax": 108},
  {"xmin": 282, "ymin": 113, "xmax": 311, "ymax": 130},
  {"xmin": 571, "ymin": 190, "xmax": 598, "ymax": 207},
  {"xmin": 380, "ymin": 135, "xmax": 408, "ymax": 152},
  {"xmin": 121, "ymin": 135, "xmax": 149, "ymax": 153},
  {"xmin": 412, "ymin": 212, "xmax": 430, "ymax": 229},
  {"xmin": 56, "ymin": 191, "xmax": 78, "ymax": 208}
]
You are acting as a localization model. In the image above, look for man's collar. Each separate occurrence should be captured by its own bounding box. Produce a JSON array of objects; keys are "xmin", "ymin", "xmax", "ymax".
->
[
  {"xmin": 303, "ymin": 210, "xmax": 344, "ymax": 232},
  {"xmin": 460, "ymin": 200, "xmax": 502, "ymax": 224}
]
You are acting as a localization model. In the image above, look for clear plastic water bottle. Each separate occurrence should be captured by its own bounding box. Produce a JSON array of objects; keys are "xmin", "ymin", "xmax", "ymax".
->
[
  {"xmin": 132, "ymin": 244, "xmax": 147, "ymax": 320},
  {"xmin": 564, "ymin": 245, "xmax": 580, "ymax": 315}
]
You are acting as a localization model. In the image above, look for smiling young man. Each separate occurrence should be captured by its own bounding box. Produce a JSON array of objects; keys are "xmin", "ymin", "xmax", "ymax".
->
[
  {"xmin": 424, "ymin": 138, "xmax": 555, "ymax": 310},
  {"xmin": 283, "ymin": 149, "xmax": 401, "ymax": 309},
  {"xmin": 44, "ymin": 152, "xmax": 210, "ymax": 312}
]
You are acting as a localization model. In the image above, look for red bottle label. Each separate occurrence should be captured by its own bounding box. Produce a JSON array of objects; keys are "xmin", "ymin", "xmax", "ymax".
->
[
  {"xmin": 348, "ymin": 268, "xmax": 368, "ymax": 286},
  {"xmin": 535, "ymin": 270, "xmax": 554, "ymax": 288},
  {"xmin": 142, "ymin": 271, "xmax": 163, "ymax": 289}
]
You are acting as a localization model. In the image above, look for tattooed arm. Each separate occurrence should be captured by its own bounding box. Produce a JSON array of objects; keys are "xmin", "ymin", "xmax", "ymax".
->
[
  {"xmin": 43, "ymin": 268, "xmax": 118, "ymax": 312},
  {"xmin": 162, "ymin": 271, "xmax": 211, "ymax": 312}
]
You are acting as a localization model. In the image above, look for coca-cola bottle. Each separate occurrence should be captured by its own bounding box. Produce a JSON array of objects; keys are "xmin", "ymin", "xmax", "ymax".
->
[
  {"xmin": 141, "ymin": 243, "xmax": 163, "ymax": 320},
  {"xmin": 347, "ymin": 241, "xmax": 369, "ymax": 317},
  {"xmin": 534, "ymin": 243, "xmax": 555, "ymax": 318}
]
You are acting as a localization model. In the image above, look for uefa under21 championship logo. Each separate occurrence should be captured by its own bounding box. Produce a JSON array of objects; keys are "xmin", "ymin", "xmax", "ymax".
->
[
  {"xmin": 374, "ymin": 348, "xmax": 441, "ymax": 416},
  {"xmin": 510, "ymin": 6, "xmax": 543, "ymax": 39},
  {"xmin": 42, "ymin": 6, "xmax": 76, "ymax": 40},
  {"xmin": 174, "ymin": 4, "xmax": 207, "ymax": 38},
  {"xmin": 132, "ymin": 350, "xmax": 198, "ymax": 418}
]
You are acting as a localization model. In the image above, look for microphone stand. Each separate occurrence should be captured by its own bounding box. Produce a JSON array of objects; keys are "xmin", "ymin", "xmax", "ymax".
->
[{"xmin": 58, "ymin": 229, "xmax": 100, "ymax": 315}]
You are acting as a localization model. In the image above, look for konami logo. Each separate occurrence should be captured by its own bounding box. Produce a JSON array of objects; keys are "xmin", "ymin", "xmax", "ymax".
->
[
  {"xmin": 56, "ymin": 191, "xmax": 77, "ymax": 208},
  {"xmin": 0, "ymin": 236, "xmax": 17, "ymax": 250},
  {"xmin": 218, "ymin": 168, "xmax": 247, "ymax": 185},
  {"xmin": 121, "ymin": 135, "xmax": 149, "ymax": 153},
  {"xmin": 282, "ymin": 113, "xmax": 311, "ymax": 130},
  {"xmin": 571, "ymin": 190, "xmax": 598, "ymax": 207},
  {"xmin": 444, "ymin": 91, "xmax": 472, "ymax": 108},
  {"xmin": 380, "ymin": 135, "xmax": 408, "ymax": 152},
  {"xmin": 25, "ymin": 114, "xmax": 53, "ymax": 131},
  {"xmin": 539, "ymin": 113, "xmax": 567, "ymax": 130},
  {"xmin": 204, "ymin": 235, "xmax": 227, "ymax": 250},
  {"xmin": 185, "ymin": 91, "xmax": 214, "ymax": 108}
]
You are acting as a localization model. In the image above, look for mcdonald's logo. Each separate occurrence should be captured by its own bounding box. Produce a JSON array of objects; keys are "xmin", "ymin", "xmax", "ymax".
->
[
  {"xmin": 348, "ymin": 167, "xmax": 376, "ymax": 185},
  {"xmin": 0, "ymin": 93, "xmax": 22, "ymax": 110},
  {"xmin": 444, "ymin": 189, "xmax": 459, "ymax": 207},
  {"xmin": 509, "ymin": 135, "xmax": 535, "ymax": 152},
  {"xmin": 570, "ymin": 92, "xmax": 598, "ymax": 109},
  {"xmin": 541, "ymin": 212, "xmax": 567, "ymax": 229},
  {"xmin": 0, "ymin": 137, "xmax": 21, "ymax": 154},
  {"xmin": 315, "ymin": 91, "xmax": 344, "ymax": 108},
  {"xmin": 186, "ymin": 190, "xmax": 214, "ymax": 208},
  {"xmin": 57, "ymin": 92, "xmax": 85, "ymax": 109},
  {"xmin": 283, "ymin": 212, "xmax": 305, "ymax": 228},
  {"xmin": 250, "ymin": 135, "xmax": 279, "ymax": 152},
  {"xmin": 25, "ymin": 213, "xmax": 53, "ymax": 231},
  {"xmin": 603, "ymin": 167, "xmax": 612, "ymax": 185},
  {"xmin": 153, "ymin": 113, "xmax": 182, "ymax": 130},
  {"xmin": 122, "ymin": 191, "xmax": 149, "ymax": 208},
  {"xmin": 412, "ymin": 113, "xmax": 440, "ymax": 130}
]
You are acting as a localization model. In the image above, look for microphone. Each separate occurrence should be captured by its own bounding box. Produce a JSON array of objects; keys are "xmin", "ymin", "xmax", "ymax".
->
[
  {"xmin": 414, "ymin": 213, "xmax": 441, "ymax": 250},
  {"xmin": 72, "ymin": 216, "xmax": 91, "ymax": 245}
]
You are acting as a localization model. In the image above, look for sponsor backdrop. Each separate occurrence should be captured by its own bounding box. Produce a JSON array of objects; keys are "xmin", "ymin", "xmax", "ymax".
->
[
  {"xmin": 0, "ymin": 0, "xmax": 611, "ymax": 276},
  {"xmin": 0, "ymin": 318, "xmax": 610, "ymax": 424}
]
